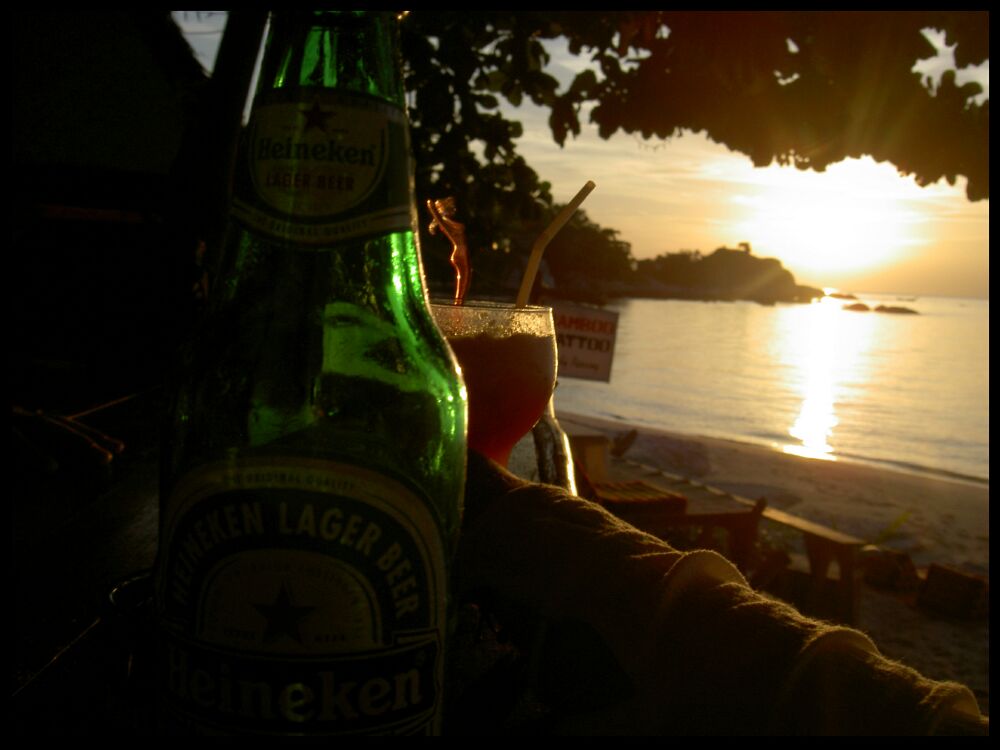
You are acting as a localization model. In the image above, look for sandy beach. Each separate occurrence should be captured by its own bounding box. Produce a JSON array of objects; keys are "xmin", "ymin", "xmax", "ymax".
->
[{"xmin": 556, "ymin": 411, "xmax": 990, "ymax": 714}]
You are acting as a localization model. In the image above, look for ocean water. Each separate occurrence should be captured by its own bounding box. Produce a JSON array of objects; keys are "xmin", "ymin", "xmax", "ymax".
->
[{"xmin": 554, "ymin": 294, "xmax": 989, "ymax": 484}]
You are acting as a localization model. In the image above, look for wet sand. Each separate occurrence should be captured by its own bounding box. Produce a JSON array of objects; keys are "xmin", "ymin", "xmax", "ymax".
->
[{"xmin": 557, "ymin": 411, "xmax": 990, "ymax": 714}]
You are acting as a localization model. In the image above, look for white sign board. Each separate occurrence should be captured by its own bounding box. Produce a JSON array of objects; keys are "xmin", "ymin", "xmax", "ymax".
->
[{"xmin": 553, "ymin": 302, "xmax": 619, "ymax": 382}]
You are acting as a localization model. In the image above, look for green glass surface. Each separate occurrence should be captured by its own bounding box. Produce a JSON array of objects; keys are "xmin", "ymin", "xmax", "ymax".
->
[
  {"xmin": 156, "ymin": 13, "xmax": 465, "ymax": 734},
  {"xmin": 164, "ymin": 11, "xmax": 465, "ymax": 546}
]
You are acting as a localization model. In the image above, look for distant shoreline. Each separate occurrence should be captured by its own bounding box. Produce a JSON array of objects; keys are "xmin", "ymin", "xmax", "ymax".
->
[
  {"xmin": 557, "ymin": 408, "xmax": 989, "ymax": 488},
  {"xmin": 556, "ymin": 409, "xmax": 989, "ymax": 572},
  {"xmin": 545, "ymin": 290, "xmax": 991, "ymax": 308}
]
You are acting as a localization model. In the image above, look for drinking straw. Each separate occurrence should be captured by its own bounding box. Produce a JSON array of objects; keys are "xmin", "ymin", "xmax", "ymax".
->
[{"xmin": 515, "ymin": 180, "xmax": 596, "ymax": 308}]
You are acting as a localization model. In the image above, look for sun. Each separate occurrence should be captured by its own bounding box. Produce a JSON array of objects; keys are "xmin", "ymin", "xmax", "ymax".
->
[{"xmin": 728, "ymin": 157, "xmax": 927, "ymax": 284}]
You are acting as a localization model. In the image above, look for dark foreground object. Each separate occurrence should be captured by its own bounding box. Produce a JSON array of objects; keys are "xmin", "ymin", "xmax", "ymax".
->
[{"xmin": 12, "ymin": 430, "xmax": 989, "ymax": 735}]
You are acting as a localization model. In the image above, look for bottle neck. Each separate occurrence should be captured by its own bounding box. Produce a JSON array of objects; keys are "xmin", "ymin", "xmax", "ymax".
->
[
  {"xmin": 257, "ymin": 11, "xmax": 405, "ymax": 107},
  {"xmin": 214, "ymin": 8, "xmax": 421, "ymax": 304}
]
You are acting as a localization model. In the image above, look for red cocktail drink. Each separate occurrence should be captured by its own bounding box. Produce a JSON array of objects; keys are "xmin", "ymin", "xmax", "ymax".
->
[{"xmin": 432, "ymin": 302, "xmax": 557, "ymax": 466}]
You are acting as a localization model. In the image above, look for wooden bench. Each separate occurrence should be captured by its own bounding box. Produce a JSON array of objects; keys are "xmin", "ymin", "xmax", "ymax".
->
[
  {"xmin": 612, "ymin": 473, "xmax": 865, "ymax": 624},
  {"xmin": 611, "ymin": 467, "xmax": 867, "ymax": 625},
  {"xmin": 755, "ymin": 505, "xmax": 866, "ymax": 625},
  {"xmin": 559, "ymin": 418, "xmax": 864, "ymax": 623}
]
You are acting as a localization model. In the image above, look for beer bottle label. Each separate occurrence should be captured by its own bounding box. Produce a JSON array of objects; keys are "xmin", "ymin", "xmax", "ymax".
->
[
  {"xmin": 156, "ymin": 457, "xmax": 446, "ymax": 735},
  {"xmin": 231, "ymin": 89, "xmax": 413, "ymax": 246}
]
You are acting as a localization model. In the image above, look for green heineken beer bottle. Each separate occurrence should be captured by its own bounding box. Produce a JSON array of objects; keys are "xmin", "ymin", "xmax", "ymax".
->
[{"xmin": 154, "ymin": 11, "xmax": 466, "ymax": 735}]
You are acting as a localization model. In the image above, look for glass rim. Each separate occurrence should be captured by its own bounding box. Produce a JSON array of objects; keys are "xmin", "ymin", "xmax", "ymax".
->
[
  {"xmin": 429, "ymin": 298, "xmax": 551, "ymax": 313},
  {"xmin": 429, "ymin": 298, "xmax": 554, "ymax": 337}
]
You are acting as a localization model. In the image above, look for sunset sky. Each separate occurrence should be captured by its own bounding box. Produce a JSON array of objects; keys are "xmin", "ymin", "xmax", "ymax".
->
[
  {"xmin": 177, "ymin": 12, "xmax": 989, "ymax": 300},
  {"xmin": 513, "ymin": 36, "xmax": 989, "ymax": 300}
]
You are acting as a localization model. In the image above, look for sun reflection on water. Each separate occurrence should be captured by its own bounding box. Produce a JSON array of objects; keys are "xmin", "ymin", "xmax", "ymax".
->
[{"xmin": 779, "ymin": 297, "xmax": 859, "ymax": 461}]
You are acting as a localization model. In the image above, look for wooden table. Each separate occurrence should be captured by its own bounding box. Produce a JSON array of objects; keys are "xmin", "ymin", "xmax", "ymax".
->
[
  {"xmin": 560, "ymin": 418, "xmax": 763, "ymax": 573},
  {"xmin": 600, "ymin": 480, "xmax": 765, "ymax": 573}
]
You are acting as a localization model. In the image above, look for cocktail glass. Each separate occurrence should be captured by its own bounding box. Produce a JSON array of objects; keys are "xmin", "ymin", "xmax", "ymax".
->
[{"xmin": 431, "ymin": 301, "xmax": 557, "ymax": 467}]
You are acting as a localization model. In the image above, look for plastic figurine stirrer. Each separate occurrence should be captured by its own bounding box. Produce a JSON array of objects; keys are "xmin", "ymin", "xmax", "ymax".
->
[{"xmin": 426, "ymin": 197, "xmax": 470, "ymax": 305}]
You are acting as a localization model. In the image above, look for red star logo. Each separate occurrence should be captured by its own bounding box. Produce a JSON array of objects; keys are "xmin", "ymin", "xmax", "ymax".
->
[
  {"xmin": 252, "ymin": 582, "xmax": 317, "ymax": 644},
  {"xmin": 300, "ymin": 100, "xmax": 333, "ymax": 133}
]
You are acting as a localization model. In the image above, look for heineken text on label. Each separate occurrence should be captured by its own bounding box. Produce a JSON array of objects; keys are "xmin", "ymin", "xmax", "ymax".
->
[
  {"xmin": 157, "ymin": 458, "xmax": 447, "ymax": 734},
  {"xmin": 232, "ymin": 90, "xmax": 411, "ymax": 246}
]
